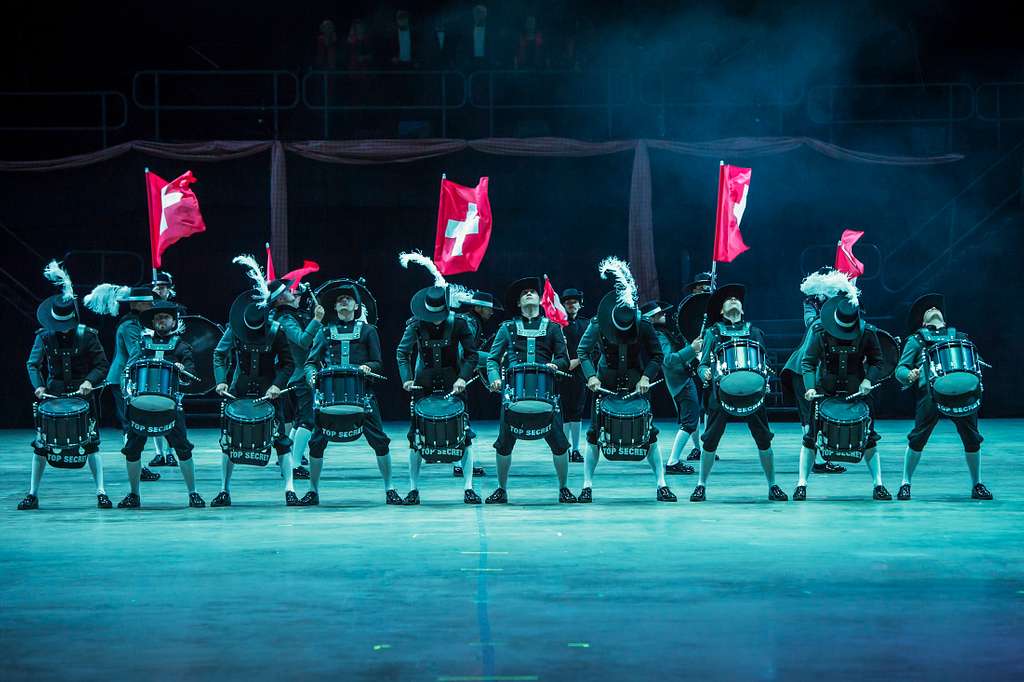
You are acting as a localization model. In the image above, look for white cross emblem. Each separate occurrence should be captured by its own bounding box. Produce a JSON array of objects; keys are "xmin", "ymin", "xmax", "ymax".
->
[
  {"xmin": 445, "ymin": 203, "xmax": 479, "ymax": 257},
  {"xmin": 159, "ymin": 183, "xmax": 183, "ymax": 236},
  {"xmin": 732, "ymin": 183, "xmax": 749, "ymax": 226}
]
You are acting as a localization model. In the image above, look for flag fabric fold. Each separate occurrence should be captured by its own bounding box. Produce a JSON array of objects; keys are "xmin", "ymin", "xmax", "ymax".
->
[
  {"xmin": 433, "ymin": 177, "xmax": 492, "ymax": 276},
  {"xmin": 265, "ymin": 243, "xmax": 276, "ymax": 281},
  {"xmin": 835, "ymin": 229, "xmax": 865, "ymax": 278},
  {"xmin": 283, "ymin": 261, "xmax": 320, "ymax": 290},
  {"xmin": 146, "ymin": 170, "xmax": 206, "ymax": 268},
  {"xmin": 712, "ymin": 164, "xmax": 752, "ymax": 263},
  {"xmin": 541, "ymin": 275, "xmax": 568, "ymax": 327}
]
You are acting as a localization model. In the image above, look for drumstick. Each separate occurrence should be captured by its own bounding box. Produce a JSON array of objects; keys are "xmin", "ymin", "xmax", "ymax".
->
[
  {"xmin": 219, "ymin": 391, "xmax": 238, "ymax": 401},
  {"xmin": 590, "ymin": 386, "xmax": 616, "ymax": 396},
  {"xmin": 554, "ymin": 370, "xmax": 573, "ymax": 378},
  {"xmin": 622, "ymin": 378, "xmax": 664, "ymax": 399},
  {"xmin": 365, "ymin": 370, "xmax": 388, "ymax": 381},
  {"xmin": 177, "ymin": 368, "xmax": 201, "ymax": 383},
  {"xmin": 444, "ymin": 375, "xmax": 479, "ymax": 399},
  {"xmin": 255, "ymin": 385, "xmax": 297, "ymax": 404}
]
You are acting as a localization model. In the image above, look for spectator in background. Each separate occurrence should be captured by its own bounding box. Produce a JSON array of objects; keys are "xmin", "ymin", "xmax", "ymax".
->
[
  {"xmin": 346, "ymin": 18, "xmax": 374, "ymax": 69},
  {"xmin": 389, "ymin": 10, "xmax": 416, "ymax": 67},
  {"xmin": 315, "ymin": 19, "xmax": 338, "ymax": 69},
  {"xmin": 427, "ymin": 14, "xmax": 455, "ymax": 68},
  {"xmin": 460, "ymin": 4, "xmax": 495, "ymax": 68},
  {"xmin": 515, "ymin": 15, "xmax": 547, "ymax": 69}
]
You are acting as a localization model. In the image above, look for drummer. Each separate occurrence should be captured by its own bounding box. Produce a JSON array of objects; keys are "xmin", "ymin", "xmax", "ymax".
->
[
  {"xmin": 116, "ymin": 301, "xmax": 204, "ymax": 509},
  {"xmin": 894, "ymin": 293, "xmax": 990, "ymax": 500},
  {"xmin": 302, "ymin": 279, "xmax": 402, "ymax": 506},
  {"xmin": 796, "ymin": 293, "xmax": 888, "ymax": 501},
  {"xmin": 395, "ymin": 252, "xmax": 480, "ymax": 505},
  {"xmin": 484, "ymin": 277, "xmax": 576, "ymax": 504},
  {"xmin": 576, "ymin": 257, "xmax": 675, "ymax": 503},
  {"xmin": 21, "ymin": 261, "xmax": 112, "ymax": 510},
  {"xmin": 693, "ymin": 284, "xmax": 787, "ymax": 502},
  {"xmin": 146, "ymin": 269, "xmax": 185, "ymax": 468},
  {"xmin": 211, "ymin": 256, "xmax": 296, "ymax": 507}
]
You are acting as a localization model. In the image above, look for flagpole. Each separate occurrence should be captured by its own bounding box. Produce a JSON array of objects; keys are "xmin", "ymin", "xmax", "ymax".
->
[
  {"xmin": 709, "ymin": 160, "xmax": 724, "ymax": 292},
  {"xmin": 145, "ymin": 167, "xmax": 158, "ymax": 281}
]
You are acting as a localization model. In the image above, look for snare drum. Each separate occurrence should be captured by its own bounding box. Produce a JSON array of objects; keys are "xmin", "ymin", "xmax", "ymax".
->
[
  {"xmin": 714, "ymin": 339, "xmax": 769, "ymax": 416},
  {"xmin": 412, "ymin": 395, "xmax": 467, "ymax": 463},
  {"xmin": 815, "ymin": 397, "xmax": 871, "ymax": 463},
  {"xmin": 504, "ymin": 363, "xmax": 557, "ymax": 439},
  {"xmin": 598, "ymin": 395, "xmax": 652, "ymax": 461},
  {"xmin": 220, "ymin": 398, "xmax": 276, "ymax": 465},
  {"xmin": 926, "ymin": 340, "xmax": 983, "ymax": 416},
  {"xmin": 125, "ymin": 359, "xmax": 179, "ymax": 433},
  {"xmin": 315, "ymin": 365, "xmax": 369, "ymax": 442},
  {"xmin": 34, "ymin": 397, "xmax": 93, "ymax": 468}
]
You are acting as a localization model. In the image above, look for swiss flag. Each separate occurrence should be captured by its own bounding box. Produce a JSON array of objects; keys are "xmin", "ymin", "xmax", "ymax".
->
[
  {"xmin": 712, "ymin": 163, "xmax": 751, "ymax": 263},
  {"xmin": 433, "ymin": 177, "xmax": 492, "ymax": 276},
  {"xmin": 146, "ymin": 170, "xmax": 206, "ymax": 268},
  {"xmin": 541, "ymin": 275, "xmax": 568, "ymax": 327},
  {"xmin": 834, "ymin": 229, "xmax": 865, "ymax": 279}
]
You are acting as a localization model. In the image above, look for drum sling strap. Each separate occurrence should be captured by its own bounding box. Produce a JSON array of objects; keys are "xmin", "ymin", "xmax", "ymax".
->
[
  {"xmin": 717, "ymin": 321, "xmax": 751, "ymax": 339},
  {"xmin": 45, "ymin": 324, "xmax": 87, "ymax": 386},
  {"xmin": 328, "ymin": 321, "xmax": 364, "ymax": 366},
  {"xmin": 514, "ymin": 318, "xmax": 548, "ymax": 364},
  {"xmin": 141, "ymin": 331, "xmax": 180, "ymax": 361},
  {"xmin": 417, "ymin": 314, "xmax": 455, "ymax": 368},
  {"xmin": 237, "ymin": 320, "xmax": 281, "ymax": 374},
  {"xmin": 918, "ymin": 327, "xmax": 957, "ymax": 346}
]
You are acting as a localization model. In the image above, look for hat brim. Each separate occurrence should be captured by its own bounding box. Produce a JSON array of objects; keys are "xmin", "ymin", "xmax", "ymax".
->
[
  {"xmin": 685, "ymin": 279, "xmax": 713, "ymax": 293},
  {"xmin": 316, "ymin": 279, "xmax": 378, "ymax": 325},
  {"xmin": 229, "ymin": 292, "xmax": 269, "ymax": 341},
  {"xmin": 676, "ymin": 292, "xmax": 711, "ymax": 341},
  {"xmin": 36, "ymin": 295, "xmax": 78, "ymax": 332},
  {"xmin": 597, "ymin": 292, "xmax": 639, "ymax": 342},
  {"xmin": 907, "ymin": 293, "xmax": 944, "ymax": 334},
  {"xmin": 705, "ymin": 284, "xmax": 746, "ymax": 325},
  {"xmin": 820, "ymin": 296, "xmax": 864, "ymax": 341},
  {"xmin": 410, "ymin": 287, "xmax": 450, "ymax": 323},
  {"xmin": 139, "ymin": 304, "xmax": 179, "ymax": 329}
]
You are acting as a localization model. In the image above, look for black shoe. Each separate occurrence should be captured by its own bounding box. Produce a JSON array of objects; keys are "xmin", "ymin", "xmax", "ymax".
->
[
  {"xmin": 577, "ymin": 487, "xmax": 592, "ymax": 503},
  {"xmin": 793, "ymin": 485, "xmax": 807, "ymax": 501},
  {"xmin": 300, "ymin": 491, "xmax": 320, "ymax": 506},
  {"xmin": 189, "ymin": 492, "xmax": 205, "ymax": 508},
  {"xmin": 464, "ymin": 489, "xmax": 482, "ymax": 504},
  {"xmin": 569, "ymin": 450, "xmax": 584, "ymax": 463},
  {"xmin": 403, "ymin": 490, "xmax": 420, "ymax": 506},
  {"xmin": 472, "ymin": 466, "xmax": 486, "ymax": 477},
  {"xmin": 897, "ymin": 483, "xmax": 912, "ymax": 501},
  {"xmin": 301, "ymin": 455, "xmax": 309, "ymax": 466},
  {"xmin": 485, "ymin": 488, "xmax": 508, "ymax": 504},
  {"xmin": 972, "ymin": 483, "xmax": 993, "ymax": 500},
  {"xmin": 148, "ymin": 454, "xmax": 167, "ymax": 467},
  {"xmin": 665, "ymin": 462, "xmax": 695, "ymax": 475},
  {"xmin": 453, "ymin": 466, "xmax": 464, "ymax": 478},
  {"xmin": 873, "ymin": 485, "xmax": 892, "ymax": 501},
  {"xmin": 293, "ymin": 467, "xmax": 310, "ymax": 480},
  {"xmin": 17, "ymin": 493, "xmax": 38, "ymax": 510},
  {"xmin": 211, "ymin": 491, "xmax": 231, "ymax": 507},
  {"xmin": 685, "ymin": 448, "xmax": 701, "ymax": 461},
  {"xmin": 285, "ymin": 491, "xmax": 301, "ymax": 506},
  {"xmin": 768, "ymin": 485, "xmax": 788, "ymax": 502},
  {"xmin": 657, "ymin": 486, "xmax": 677, "ymax": 502},
  {"xmin": 689, "ymin": 485, "xmax": 706, "ymax": 502},
  {"xmin": 117, "ymin": 492, "xmax": 140, "ymax": 508},
  {"xmin": 140, "ymin": 467, "xmax": 161, "ymax": 482},
  {"xmin": 813, "ymin": 461, "xmax": 846, "ymax": 474},
  {"xmin": 559, "ymin": 487, "xmax": 577, "ymax": 503},
  {"xmin": 165, "ymin": 453, "xmax": 178, "ymax": 467},
  {"xmin": 97, "ymin": 493, "xmax": 113, "ymax": 509},
  {"xmin": 386, "ymin": 489, "xmax": 403, "ymax": 505}
]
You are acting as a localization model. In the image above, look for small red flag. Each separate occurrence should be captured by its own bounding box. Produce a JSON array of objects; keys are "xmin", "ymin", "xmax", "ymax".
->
[
  {"xmin": 835, "ymin": 229, "xmax": 865, "ymax": 279},
  {"xmin": 433, "ymin": 177, "xmax": 492, "ymax": 276},
  {"xmin": 282, "ymin": 260, "xmax": 320, "ymax": 290},
  {"xmin": 265, "ymin": 243, "xmax": 277, "ymax": 281},
  {"xmin": 146, "ymin": 170, "xmax": 206, "ymax": 268},
  {"xmin": 541, "ymin": 275, "xmax": 568, "ymax": 327},
  {"xmin": 712, "ymin": 164, "xmax": 751, "ymax": 263}
]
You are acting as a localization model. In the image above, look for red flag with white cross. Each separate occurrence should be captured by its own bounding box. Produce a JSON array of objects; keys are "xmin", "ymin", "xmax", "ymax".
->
[
  {"xmin": 146, "ymin": 169, "xmax": 207, "ymax": 268},
  {"xmin": 433, "ymin": 176, "xmax": 492, "ymax": 276}
]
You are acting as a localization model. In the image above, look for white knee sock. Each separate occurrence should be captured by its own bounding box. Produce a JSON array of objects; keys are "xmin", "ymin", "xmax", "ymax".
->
[
  {"xmin": 87, "ymin": 453, "xmax": 105, "ymax": 495},
  {"xmin": 292, "ymin": 427, "xmax": 313, "ymax": 468},
  {"xmin": 863, "ymin": 447, "xmax": 883, "ymax": 487},
  {"xmin": 496, "ymin": 453, "xmax": 511, "ymax": 489},
  {"xmin": 178, "ymin": 457, "xmax": 197, "ymax": 494},
  {"xmin": 153, "ymin": 438, "xmax": 167, "ymax": 456},
  {"xmin": 376, "ymin": 452, "xmax": 394, "ymax": 490},
  {"xmin": 280, "ymin": 449, "xmax": 294, "ymax": 493},
  {"xmin": 553, "ymin": 449, "xmax": 569, "ymax": 488},
  {"xmin": 570, "ymin": 422, "xmax": 581, "ymax": 451},
  {"xmin": 690, "ymin": 424, "xmax": 702, "ymax": 450},
  {"xmin": 667, "ymin": 429, "xmax": 689, "ymax": 466},
  {"xmin": 29, "ymin": 454, "xmax": 46, "ymax": 496},
  {"xmin": 758, "ymin": 448, "xmax": 776, "ymax": 486},
  {"xmin": 408, "ymin": 449, "xmax": 421, "ymax": 491},
  {"xmin": 646, "ymin": 441, "xmax": 666, "ymax": 488},
  {"xmin": 221, "ymin": 454, "xmax": 234, "ymax": 492},
  {"xmin": 583, "ymin": 443, "xmax": 599, "ymax": 488},
  {"xmin": 127, "ymin": 459, "xmax": 142, "ymax": 495},
  {"xmin": 798, "ymin": 446, "xmax": 815, "ymax": 487},
  {"xmin": 964, "ymin": 449, "xmax": 981, "ymax": 486},
  {"xmin": 698, "ymin": 448, "xmax": 716, "ymax": 486},
  {"xmin": 902, "ymin": 447, "xmax": 923, "ymax": 485},
  {"xmin": 461, "ymin": 449, "xmax": 475, "ymax": 491},
  {"xmin": 309, "ymin": 455, "xmax": 324, "ymax": 492}
]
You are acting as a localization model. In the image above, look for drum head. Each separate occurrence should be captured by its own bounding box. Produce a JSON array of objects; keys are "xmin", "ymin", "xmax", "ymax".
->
[
  {"xmin": 601, "ymin": 396, "xmax": 650, "ymax": 417},
  {"xmin": 415, "ymin": 395, "xmax": 465, "ymax": 419},
  {"xmin": 933, "ymin": 372, "xmax": 980, "ymax": 397},
  {"xmin": 818, "ymin": 397, "xmax": 869, "ymax": 422},
  {"xmin": 507, "ymin": 399, "xmax": 554, "ymax": 414},
  {"xmin": 719, "ymin": 371, "xmax": 766, "ymax": 397},
  {"xmin": 320, "ymin": 404, "xmax": 364, "ymax": 415},
  {"xmin": 225, "ymin": 398, "xmax": 275, "ymax": 421},
  {"xmin": 180, "ymin": 315, "xmax": 225, "ymax": 396},
  {"xmin": 130, "ymin": 395, "xmax": 176, "ymax": 412},
  {"xmin": 38, "ymin": 397, "xmax": 89, "ymax": 417}
]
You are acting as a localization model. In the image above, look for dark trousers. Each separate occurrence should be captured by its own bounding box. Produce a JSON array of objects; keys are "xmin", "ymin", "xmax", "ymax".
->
[
  {"xmin": 907, "ymin": 390, "xmax": 983, "ymax": 453},
  {"xmin": 701, "ymin": 388, "xmax": 773, "ymax": 451},
  {"xmin": 309, "ymin": 394, "xmax": 392, "ymax": 457},
  {"xmin": 672, "ymin": 379, "xmax": 701, "ymax": 432},
  {"xmin": 559, "ymin": 368, "xmax": 588, "ymax": 421},
  {"xmin": 122, "ymin": 411, "xmax": 193, "ymax": 462},
  {"xmin": 494, "ymin": 404, "xmax": 571, "ymax": 456}
]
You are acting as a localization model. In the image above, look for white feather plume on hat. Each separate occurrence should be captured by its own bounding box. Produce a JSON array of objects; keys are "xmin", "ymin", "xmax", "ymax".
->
[
  {"xmin": 448, "ymin": 283, "xmax": 476, "ymax": 309},
  {"xmin": 43, "ymin": 260, "xmax": 75, "ymax": 300},
  {"xmin": 399, "ymin": 251, "xmax": 447, "ymax": 287},
  {"xmin": 800, "ymin": 268, "xmax": 859, "ymax": 306},
  {"xmin": 232, "ymin": 254, "xmax": 271, "ymax": 307},
  {"xmin": 598, "ymin": 256, "xmax": 637, "ymax": 308},
  {"xmin": 84, "ymin": 283, "xmax": 130, "ymax": 316}
]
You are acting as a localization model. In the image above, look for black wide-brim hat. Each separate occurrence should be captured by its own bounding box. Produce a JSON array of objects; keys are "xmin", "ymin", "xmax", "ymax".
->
[
  {"xmin": 139, "ymin": 301, "xmax": 179, "ymax": 330},
  {"xmin": 316, "ymin": 278, "xmax": 378, "ymax": 325},
  {"xmin": 229, "ymin": 292, "xmax": 270, "ymax": 342},
  {"xmin": 150, "ymin": 271, "xmax": 174, "ymax": 288},
  {"xmin": 561, "ymin": 288, "xmax": 584, "ymax": 304},
  {"xmin": 640, "ymin": 299, "xmax": 675, "ymax": 319},
  {"xmin": 820, "ymin": 295, "xmax": 864, "ymax": 341},
  {"xmin": 461, "ymin": 291, "xmax": 504, "ymax": 311},
  {"xmin": 504, "ymin": 276, "xmax": 542, "ymax": 313},
  {"xmin": 36, "ymin": 295, "xmax": 79, "ymax": 333},
  {"xmin": 123, "ymin": 286, "xmax": 155, "ymax": 302},
  {"xmin": 597, "ymin": 292, "xmax": 640, "ymax": 342},
  {"xmin": 676, "ymin": 292, "xmax": 711, "ymax": 341},
  {"xmin": 705, "ymin": 284, "xmax": 746, "ymax": 325},
  {"xmin": 907, "ymin": 293, "xmax": 944, "ymax": 334},
  {"xmin": 410, "ymin": 285, "xmax": 450, "ymax": 323},
  {"xmin": 685, "ymin": 272, "xmax": 714, "ymax": 293}
]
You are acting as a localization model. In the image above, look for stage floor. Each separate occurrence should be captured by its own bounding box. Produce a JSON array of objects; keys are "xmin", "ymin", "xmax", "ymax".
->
[{"xmin": 2, "ymin": 419, "xmax": 1022, "ymax": 680}]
